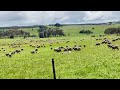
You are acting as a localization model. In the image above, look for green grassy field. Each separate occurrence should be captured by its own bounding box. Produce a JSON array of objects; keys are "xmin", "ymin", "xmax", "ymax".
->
[{"xmin": 0, "ymin": 24, "xmax": 120, "ymax": 79}]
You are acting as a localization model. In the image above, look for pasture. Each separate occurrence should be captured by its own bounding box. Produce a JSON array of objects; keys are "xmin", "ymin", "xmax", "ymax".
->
[{"xmin": 0, "ymin": 24, "xmax": 120, "ymax": 79}]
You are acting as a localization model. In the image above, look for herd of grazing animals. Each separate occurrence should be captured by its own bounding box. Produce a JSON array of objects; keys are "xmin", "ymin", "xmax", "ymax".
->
[
  {"xmin": 0, "ymin": 34, "xmax": 120, "ymax": 58},
  {"xmin": 95, "ymin": 37, "xmax": 120, "ymax": 50}
]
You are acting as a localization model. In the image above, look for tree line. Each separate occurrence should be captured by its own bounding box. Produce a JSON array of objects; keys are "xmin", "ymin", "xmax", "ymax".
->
[
  {"xmin": 38, "ymin": 26, "xmax": 65, "ymax": 38},
  {"xmin": 0, "ymin": 29, "xmax": 30, "ymax": 38}
]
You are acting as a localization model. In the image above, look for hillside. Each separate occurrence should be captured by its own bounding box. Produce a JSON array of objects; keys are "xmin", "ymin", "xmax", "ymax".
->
[{"xmin": 0, "ymin": 24, "xmax": 120, "ymax": 37}]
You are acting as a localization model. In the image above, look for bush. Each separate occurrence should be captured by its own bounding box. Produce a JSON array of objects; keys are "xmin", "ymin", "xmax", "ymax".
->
[
  {"xmin": 104, "ymin": 27, "xmax": 120, "ymax": 34},
  {"xmin": 9, "ymin": 35, "xmax": 14, "ymax": 39},
  {"xmin": 79, "ymin": 30, "xmax": 93, "ymax": 34}
]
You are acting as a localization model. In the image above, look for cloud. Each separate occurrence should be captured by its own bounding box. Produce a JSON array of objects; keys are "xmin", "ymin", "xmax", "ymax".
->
[
  {"xmin": 0, "ymin": 11, "xmax": 119, "ymax": 26},
  {"xmin": 83, "ymin": 11, "xmax": 104, "ymax": 21}
]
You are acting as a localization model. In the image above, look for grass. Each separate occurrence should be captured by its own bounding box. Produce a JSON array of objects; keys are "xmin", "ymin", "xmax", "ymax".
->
[{"xmin": 0, "ymin": 24, "xmax": 120, "ymax": 79}]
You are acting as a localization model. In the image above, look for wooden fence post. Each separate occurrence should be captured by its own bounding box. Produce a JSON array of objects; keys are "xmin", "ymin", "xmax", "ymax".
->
[{"xmin": 52, "ymin": 58, "xmax": 56, "ymax": 79}]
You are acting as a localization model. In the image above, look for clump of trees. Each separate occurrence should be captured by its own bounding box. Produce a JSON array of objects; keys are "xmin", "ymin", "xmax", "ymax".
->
[
  {"xmin": 79, "ymin": 30, "xmax": 93, "ymax": 34},
  {"xmin": 0, "ymin": 29, "xmax": 30, "ymax": 38},
  {"xmin": 38, "ymin": 26, "xmax": 65, "ymax": 38},
  {"xmin": 54, "ymin": 23, "xmax": 62, "ymax": 27},
  {"xmin": 104, "ymin": 27, "xmax": 120, "ymax": 34}
]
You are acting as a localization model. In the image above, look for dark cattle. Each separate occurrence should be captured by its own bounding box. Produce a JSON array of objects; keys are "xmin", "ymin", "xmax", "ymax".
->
[
  {"xmin": 35, "ymin": 49, "xmax": 38, "ymax": 51},
  {"xmin": 73, "ymin": 46, "xmax": 81, "ymax": 51},
  {"xmin": 5, "ymin": 53, "xmax": 9, "ymax": 56},
  {"xmin": 66, "ymin": 41, "xmax": 69, "ymax": 43},
  {"xmin": 112, "ymin": 45, "xmax": 119, "ymax": 50},
  {"xmin": 84, "ymin": 45, "xmax": 86, "ymax": 47},
  {"xmin": 60, "ymin": 46, "xmax": 64, "ymax": 49},
  {"xmin": 96, "ymin": 43, "xmax": 100, "ymax": 46},
  {"xmin": 112, "ymin": 39, "xmax": 116, "ymax": 42},
  {"xmin": 67, "ymin": 47, "xmax": 73, "ymax": 51},
  {"xmin": 107, "ymin": 44, "xmax": 112, "ymax": 48},
  {"xmin": 63, "ymin": 47, "xmax": 72, "ymax": 52},
  {"xmin": 116, "ymin": 39, "xmax": 118, "ymax": 41},
  {"xmin": 21, "ymin": 49, "xmax": 23, "ymax": 51},
  {"xmin": 64, "ymin": 48, "xmax": 68, "ymax": 52},
  {"xmin": 37, "ymin": 46, "xmax": 40, "ymax": 48},
  {"xmin": 8, "ymin": 54, "xmax": 12, "ymax": 57},
  {"xmin": 54, "ymin": 48, "xmax": 62, "ymax": 52},
  {"xmin": 15, "ymin": 50, "xmax": 21, "ymax": 53},
  {"xmin": 31, "ymin": 51, "xmax": 37, "ymax": 54},
  {"xmin": 101, "ymin": 39, "xmax": 110, "ymax": 44},
  {"xmin": 11, "ymin": 51, "xmax": 16, "ymax": 55},
  {"xmin": 5, "ymin": 53, "xmax": 12, "ymax": 57},
  {"xmin": 66, "ymin": 46, "xmax": 69, "ymax": 47},
  {"xmin": 91, "ymin": 35, "xmax": 95, "ymax": 37}
]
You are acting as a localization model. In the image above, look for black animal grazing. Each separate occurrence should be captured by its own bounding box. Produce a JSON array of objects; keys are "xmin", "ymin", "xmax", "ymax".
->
[
  {"xmin": 8, "ymin": 54, "xmax": 12, "ymax": 57},
  {"xmin": 73, "ymin": 46, "xmax": 81, "ymax": 51},
  {"xmin": 15, "ymin": 50, "xmax": 21, "ymax": 53},
  {"xmin": 35, "ymin": 49, "xmax": 38, "ymax": 51},
  {"xmin": 31, "ymin": 50, "xmax": 37, "ymax": 54},
  {"xmin": 91, "ymin": 35, "xmax": 95, "ymax": 37},
  {"xmin": 37, "ymin": 46, "xmax": 40, "ymax": 48},
  {"xmin": 112, "ymin": 39, "xmax": 116, "ymax": 42},
  {"xmin": 96, "ymin": 43, "xmax": 100, "ymax": 46},
  {"xmin": 5, "ymin": 53, "xmax": 9, "ymax": 56},
  {"xmin": 54, "ymin": 48, "xmax": 62, "ymax": 52},
  {"xmin": 112, "ymin": 45, "xmax": 119, "ymax": 50},
  {"xmin": 107, "ymin": 44, "xmax": 112, "ymax": 48},
  {"xmin": 5, "ymin": 53, "xmax": 12, "ymax": 57},
  {"xmin": 83, "ymin": 45, "xmax": 86, "ymax": 47}
]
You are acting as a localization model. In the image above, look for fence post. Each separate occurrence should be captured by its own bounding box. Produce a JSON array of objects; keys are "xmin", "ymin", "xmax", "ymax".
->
[{"xmin": 52, "ymin": 58, "xmax": 56, "ymax": 79}]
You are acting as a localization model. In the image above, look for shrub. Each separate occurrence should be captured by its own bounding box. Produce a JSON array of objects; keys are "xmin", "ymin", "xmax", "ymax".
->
[
  {"xmin": 79, "ymin": 30, "xmax": 93, "ymax": 34},
  {"xmin": 9, "ymin": 35, "xmax": 14, "ymax": 39},
  {"xmin": 104, "ymin": 27, "xmax": 120, "ymax": 34}
]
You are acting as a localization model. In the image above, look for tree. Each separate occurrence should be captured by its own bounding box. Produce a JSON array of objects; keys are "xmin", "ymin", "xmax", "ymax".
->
[
  {"xmin": 108, "ymin": 22, "xmax": 112, "ymax": 25},
  {"xmin": 54, "ymin": 23, "xmax": 62, "ymax": 27}
]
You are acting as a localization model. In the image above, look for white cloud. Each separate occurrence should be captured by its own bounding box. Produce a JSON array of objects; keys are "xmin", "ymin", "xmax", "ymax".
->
[
  {"xmin": 0, "ymin": 11, "xmax": 119, "ymax": 26},
  {"xmin": 83, "ymin": 11, "xmax": 104, "ymax": 21}
]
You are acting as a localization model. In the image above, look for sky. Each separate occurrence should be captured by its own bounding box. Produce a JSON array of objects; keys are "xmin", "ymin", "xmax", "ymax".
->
[{"xmin": 0, "ymin": 11, "xmax": 120, "ymax": 27}]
